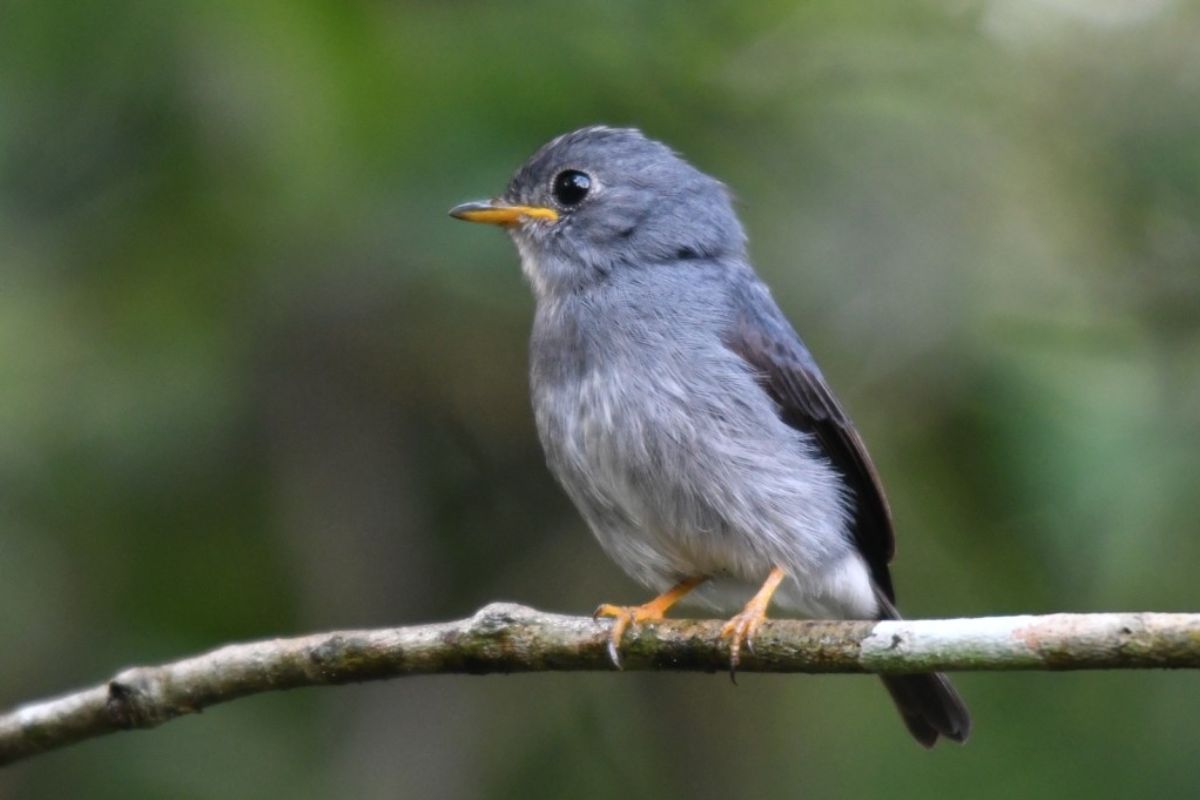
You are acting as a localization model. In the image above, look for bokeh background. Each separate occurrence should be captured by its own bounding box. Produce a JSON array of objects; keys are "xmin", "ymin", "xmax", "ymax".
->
[{"xmin": 3, "ymin": 0, "xmax": 1199, "ymax": 797}]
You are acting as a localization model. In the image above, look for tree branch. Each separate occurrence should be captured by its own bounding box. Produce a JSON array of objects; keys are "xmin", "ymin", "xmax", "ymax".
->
[{"xmin": 3, "ymin": 603, "xmax": 1198, "ymax": 766}]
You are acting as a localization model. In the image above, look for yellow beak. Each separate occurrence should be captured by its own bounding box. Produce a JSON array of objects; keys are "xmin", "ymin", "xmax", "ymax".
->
[{"xmin": 448, "ymin": 200, "xmax": 558, "ymax": 225}]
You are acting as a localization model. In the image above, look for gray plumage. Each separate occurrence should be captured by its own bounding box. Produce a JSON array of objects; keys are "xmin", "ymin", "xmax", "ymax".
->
[{"xmin": 452, "ymin": 126, "xmax": 970, "ymax": 747}]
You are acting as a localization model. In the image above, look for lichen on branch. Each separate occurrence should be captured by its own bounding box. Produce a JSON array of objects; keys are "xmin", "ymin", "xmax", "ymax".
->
[{"xmin": 2, "ymin": 604, "xmax": 1198, "ymax": 767}]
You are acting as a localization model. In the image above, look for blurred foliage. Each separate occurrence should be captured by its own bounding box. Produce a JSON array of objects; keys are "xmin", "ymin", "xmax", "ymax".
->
[{"xmin": 3, "ymin": 0, "xmax": 1199, "ymax": 797}]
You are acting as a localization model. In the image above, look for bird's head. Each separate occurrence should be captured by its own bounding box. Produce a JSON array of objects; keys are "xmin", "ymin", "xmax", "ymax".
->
[{"xmin": 450, "ymin": 126, "xmax": 746, "ymax": 296}]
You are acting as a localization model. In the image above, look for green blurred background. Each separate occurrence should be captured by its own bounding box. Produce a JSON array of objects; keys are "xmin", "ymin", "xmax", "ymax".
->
[{"xmin": 3, "ymin": 0, "xmax": 1199, "ymax": 797}]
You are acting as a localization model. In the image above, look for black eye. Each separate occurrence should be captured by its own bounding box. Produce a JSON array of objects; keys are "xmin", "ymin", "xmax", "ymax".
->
[{"xmin": 552, "ymin": 170, "xmax": 591, "ymax": 207}]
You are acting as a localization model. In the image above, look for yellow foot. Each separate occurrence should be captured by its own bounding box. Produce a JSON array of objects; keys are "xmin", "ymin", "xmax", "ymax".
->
[
  {"xmin": 720, "ymin": 566, "xmax": 787, "ymax": 681},
  {"xmin": 591, "ymin": 576, "xmax": 706, "ymax": 668},
  {"xmin": 720, "ymin": 607, "xmax": 768, "ymax": 679},
  {"xmin": 593, "ymin": 603, "xmax": 667, "ymax": 668}
]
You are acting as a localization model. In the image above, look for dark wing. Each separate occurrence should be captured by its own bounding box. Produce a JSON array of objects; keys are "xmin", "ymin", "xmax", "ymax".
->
[{"xmin": 724, "ymin": 280, "xmax": 897, "ymax": 602}]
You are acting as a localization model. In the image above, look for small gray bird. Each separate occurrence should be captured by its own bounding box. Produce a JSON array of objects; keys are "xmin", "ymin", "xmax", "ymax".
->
[{"xmin": 450, "ymin": 126, "xmax": 970, "ymax": 747}]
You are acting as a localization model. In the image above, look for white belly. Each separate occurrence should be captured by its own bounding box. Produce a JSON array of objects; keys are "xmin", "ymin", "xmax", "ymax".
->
[{"xmin": 534, "ymin": 361, "xmax": 877, "ymax": 619}]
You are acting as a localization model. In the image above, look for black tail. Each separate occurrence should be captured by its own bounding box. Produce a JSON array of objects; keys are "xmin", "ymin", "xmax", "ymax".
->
[
  {"xmin": 874, "ymin": 592, "xmax": 972, "ymax": 747},
  {"xmin": 881, "ymin": 672, "xmax": 971, "ymax": 748}
]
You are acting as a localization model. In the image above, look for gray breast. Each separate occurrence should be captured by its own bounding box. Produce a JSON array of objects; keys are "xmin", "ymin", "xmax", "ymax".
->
[{"xmin": 529, "ymin": 280, "xmax": 856, "ymax": 597}]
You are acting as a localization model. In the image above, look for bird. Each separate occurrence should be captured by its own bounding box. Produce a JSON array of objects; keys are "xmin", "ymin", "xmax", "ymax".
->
[{"xmin": 449, "ymin": 126, "xmax": 971, "ymax": 747}]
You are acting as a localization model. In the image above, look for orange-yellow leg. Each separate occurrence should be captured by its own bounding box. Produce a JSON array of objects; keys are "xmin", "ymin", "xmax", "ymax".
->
[
  {"xmin": 594, "ymin": 576, "xmax": 706, "ymax": 667},
  {"xmin": 720, "ymin": 566, "xmax": 787, "ymax": 678}
]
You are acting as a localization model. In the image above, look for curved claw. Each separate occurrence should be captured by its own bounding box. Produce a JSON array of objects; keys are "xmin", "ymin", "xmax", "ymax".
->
[
  {"xmin": 720, "ymin": 610, "xmax": 766, "ymax": 682},
  {"xmin": 719, "ymin": 566, "xmax": 785, "ymax": 683},
  {"xmin": 593, "ymin": 604, "xmax": 635, "ymax": 668},
  {"xmin": 590, "ymin": 578, "xmax": 707, "ymax": 670}
]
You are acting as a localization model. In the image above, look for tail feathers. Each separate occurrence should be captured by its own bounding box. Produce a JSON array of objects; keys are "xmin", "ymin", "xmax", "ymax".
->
[
  {"xmin": 881, "ymin": 673, "xmax": 972, "ymax": 748},
  {"xmin": 873, "ymin": 587, "xmax": 972, "ymax": 747}
]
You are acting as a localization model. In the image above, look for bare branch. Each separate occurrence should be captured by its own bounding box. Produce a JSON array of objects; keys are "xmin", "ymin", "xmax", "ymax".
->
[{"xmin": 3, "ymin": 604, "xmax": 1198, "ymax": 766}]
